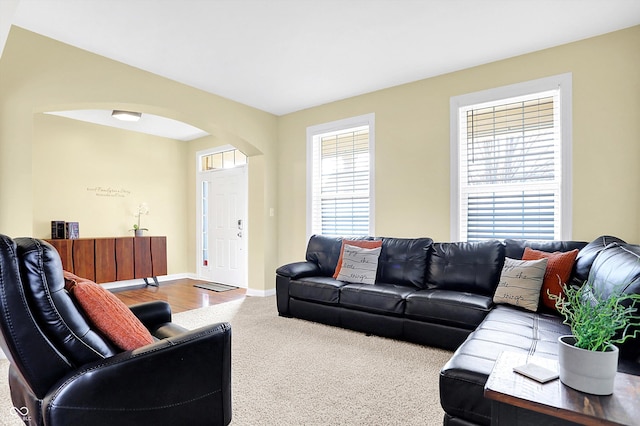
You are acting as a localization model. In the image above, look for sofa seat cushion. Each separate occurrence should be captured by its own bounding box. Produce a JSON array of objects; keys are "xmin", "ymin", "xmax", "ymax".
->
[
  {"xmin": 460, "ymin": 305, "xmax": 567, "ymax": 359},
  {"xmin": 339, "ymin": 283, "xmax": 416, "ymax": 316},
  {"xmin": 439, "ymin": 305, "xmax": 568, "ymax": 426},
  {"xmin": 405, "ymin": 289, "xmax": 492, "ymax": 330},
  {"xmin": 289, "ymin": 277, "xmax": 347, "ymax": 305}
]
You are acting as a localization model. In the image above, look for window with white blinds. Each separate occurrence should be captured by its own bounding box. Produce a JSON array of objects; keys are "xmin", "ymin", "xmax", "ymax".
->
[
  {"xmin": 307, "ymin": 114, "xmax": 375, "ymax": 238},
  {"xmin": 450, "ymin": 74, "xmax": 572, "ymax": 242}
]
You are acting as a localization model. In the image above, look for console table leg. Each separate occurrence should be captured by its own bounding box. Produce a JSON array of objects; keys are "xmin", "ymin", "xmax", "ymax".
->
[{"xmin": 144, "ymin": 277, "xmax": 159, "ymax": 287}]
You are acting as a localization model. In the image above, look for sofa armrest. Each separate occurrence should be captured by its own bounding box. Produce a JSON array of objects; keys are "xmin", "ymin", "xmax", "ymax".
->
[
  {"xmin": 128, "ymin": 300, "xmax": 172, "ymax": 332},
  {"xmin": 45, "ymin": 322, "xmax": 232, "ymax": 426},
  {"xmin": 276, "ymin": 261, "xmax": 321, "ymax": 279},
  {"xmin": 276, "ymin": 262, "xmax": 322, "ymax": 317}
]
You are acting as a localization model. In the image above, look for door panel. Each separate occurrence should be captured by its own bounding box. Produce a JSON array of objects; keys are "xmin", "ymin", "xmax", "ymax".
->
[{"xmin": 199, "ymin": 166, "xmax": 247, "ymax": 287}]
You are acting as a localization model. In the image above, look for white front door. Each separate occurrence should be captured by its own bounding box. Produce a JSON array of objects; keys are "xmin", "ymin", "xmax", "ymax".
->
[{"xmin": 198, "ymin": 166, "xmax": 247, "ymax": 287}]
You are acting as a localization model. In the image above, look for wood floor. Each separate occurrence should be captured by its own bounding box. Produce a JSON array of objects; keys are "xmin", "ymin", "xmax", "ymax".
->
[{"xmin": 113, "ymin": 278, "xmax": 246, "ymax": 314}]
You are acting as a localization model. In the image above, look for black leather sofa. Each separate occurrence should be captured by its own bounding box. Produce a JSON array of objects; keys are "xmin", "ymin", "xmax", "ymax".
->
[{"xmin": 276, "ymin": 235, "xmax": 640, "ymax": 426}]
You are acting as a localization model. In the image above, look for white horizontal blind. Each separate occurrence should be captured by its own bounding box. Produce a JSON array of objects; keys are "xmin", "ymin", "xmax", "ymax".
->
[
  {"xmin": 310, "ymin": 125, "xmax": 371, "ymax": 236},
  {"xmin": 459, "ymin": 90, "xmax": 561, "ymax": 241}
]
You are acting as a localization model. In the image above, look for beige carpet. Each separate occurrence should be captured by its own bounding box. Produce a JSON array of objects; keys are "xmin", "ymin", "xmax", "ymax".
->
[{"xmin": 0, "ymin": 296, "xmax": 452, "ymax": 425}]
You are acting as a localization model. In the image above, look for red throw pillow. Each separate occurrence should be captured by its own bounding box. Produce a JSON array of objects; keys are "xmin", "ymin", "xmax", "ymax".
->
[
  {"xmin": 522, "ymin": 247, "xmax": 579, "ymax": 311},
  {"xmin": 333, "ymin": 239, "xmax": 383, "ymax": 279},
  {"xmin": 69, "ymin": 279, "xmax": 154, "ymax": 351}
]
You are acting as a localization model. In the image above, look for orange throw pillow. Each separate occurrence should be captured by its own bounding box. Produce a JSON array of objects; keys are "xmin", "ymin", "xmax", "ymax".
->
[
  {"xmin": 69, "ymin": 279, "xmax": 154, "ymax": 351},
  {"xmin": 522, "ymin": 247, "xmax": 579, "ymax": 311},
  {"xmin": 333, "ymin": 239, "xmax": 383, "ymax": 279},
  {"xmin": 63, "ymin": 270, "xmax": 83, "ymax": 290}
]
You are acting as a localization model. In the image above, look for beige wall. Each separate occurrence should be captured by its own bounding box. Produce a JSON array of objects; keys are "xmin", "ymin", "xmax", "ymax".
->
[
  {"xmin": 277, "ymin": 26, "xmax": 640, "ymax": 264},
  {"xmin": 32, "ymin": 114, "xmax": 189, "ymax": 274},
  {"xmin": 1, "ymin": 25, "xmax": 638, "ymax": 293},
  {"xmin": 0, "ymin": 27, "xmax": 278, "ymax": 292}
]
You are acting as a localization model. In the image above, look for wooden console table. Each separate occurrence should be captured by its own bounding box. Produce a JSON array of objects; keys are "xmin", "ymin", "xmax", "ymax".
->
[
  {"xmin": 45, "ymin": 237, "xmax": 167, "ymax": 285},
  {"xmin": 484, "ymin": 351, "xmax": 640, "ymax": 425}
]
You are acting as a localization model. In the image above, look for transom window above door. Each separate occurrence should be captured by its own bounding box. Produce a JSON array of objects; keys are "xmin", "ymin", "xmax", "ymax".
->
[{"xmin": 200, "ymin": 149, "xmax": 246, "ymax": 171}]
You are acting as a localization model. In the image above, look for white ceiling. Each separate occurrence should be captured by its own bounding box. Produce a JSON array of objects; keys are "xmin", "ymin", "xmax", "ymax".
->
[
  {"xmin": 8, "ymin": 0, "xmax": 640, "ymax": 118},
  {"xmin": 45, "ymin": 110, "xmax": 210, "ymax": 141}
]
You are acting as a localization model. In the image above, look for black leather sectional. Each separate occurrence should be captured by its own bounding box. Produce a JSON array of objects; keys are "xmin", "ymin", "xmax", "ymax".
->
[{"xmin": 276, "ymin": 235, "xmax": 640, "ymax": 426}]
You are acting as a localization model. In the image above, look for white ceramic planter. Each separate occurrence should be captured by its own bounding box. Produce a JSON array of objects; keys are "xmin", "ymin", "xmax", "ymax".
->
[{"xmin": 558, "ymin": 335, "xmax": 619, "ymax": 395}]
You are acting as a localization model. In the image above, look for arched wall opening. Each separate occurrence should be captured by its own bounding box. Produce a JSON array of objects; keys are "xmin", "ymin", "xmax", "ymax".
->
[{"xmin": 0, "ymin": 27, "xmax": 278, "ymax": 293}]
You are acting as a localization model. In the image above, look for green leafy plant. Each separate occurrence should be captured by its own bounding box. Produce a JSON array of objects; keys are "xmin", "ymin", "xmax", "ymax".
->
[{"xmin": 548, "ymin": 283, "xmax": 640, "ymax": 351}]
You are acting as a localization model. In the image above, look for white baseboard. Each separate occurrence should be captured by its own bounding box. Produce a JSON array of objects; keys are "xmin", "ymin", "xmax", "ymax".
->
[{"xmin": 246, "ymin": 287, "xmax": 276, "ymax": 297}]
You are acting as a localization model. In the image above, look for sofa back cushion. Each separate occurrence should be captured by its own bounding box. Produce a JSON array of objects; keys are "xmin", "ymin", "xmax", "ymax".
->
[
  {"xmin": 427, "ymin": 240, "xmax": 505, "ymax": 296},
  {"xmin": 572, "ymin": 235, "xmax": 626, "ymax": 285},
  {"xmin": 0, "ymin": 236, "xmax": 77, "ymax": 399},
  {"xmin": 15, "ymin": 238, "xmax": 118, "ymax": 366},
  {"xmin": 305, "ymin": 235, "xmax": 344, "ymax": 276},
  {"xmin": 588, "ymin": 242, "xmax": 640, "ymax": 359},
  {"xmin": 504, "ymin": 239, "xmax": 587, "ymax": 260},
  {"xmin": 377, "ymin": 237, "xmax": 433, "ymax": 289},
  {"xmin": 589, "ymin": 242, "xmax": 640, "ymax": 299}
]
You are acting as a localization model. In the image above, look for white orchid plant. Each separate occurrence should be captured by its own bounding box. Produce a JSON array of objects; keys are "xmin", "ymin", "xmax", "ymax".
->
[{"xmin": 132, "ymin": 202, "xmax": 149, "ymax": 232}]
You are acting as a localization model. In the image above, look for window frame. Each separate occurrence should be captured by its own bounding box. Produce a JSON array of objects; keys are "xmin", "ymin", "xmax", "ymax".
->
[
  {"xmin": 450, "ymin": 73, "xmax": 573, "ymax": 242},
  {"xmin": 306, "ymin": 113, "xmax": 376, "ymax": 239}
]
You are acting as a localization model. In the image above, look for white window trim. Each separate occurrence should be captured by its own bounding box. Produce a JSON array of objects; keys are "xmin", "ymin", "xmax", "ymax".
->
[
  {"xmin": 450, "ymin": 73, "xmax": 572, "ymax": 241},
  {"xmin": 306, "ymin": 113, "xmax": 376, "ymax": 239}
]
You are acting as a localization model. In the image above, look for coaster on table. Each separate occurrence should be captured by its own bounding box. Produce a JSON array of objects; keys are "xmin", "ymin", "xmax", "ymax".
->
[{"xmin": 513, "ymin": 363, "xmax": 559, "ymax": 383}]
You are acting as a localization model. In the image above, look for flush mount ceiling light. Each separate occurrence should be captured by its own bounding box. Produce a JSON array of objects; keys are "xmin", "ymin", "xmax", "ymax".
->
[{"xmin": 111, "ymin": 110, "xmax": 142, "ymax": 122}]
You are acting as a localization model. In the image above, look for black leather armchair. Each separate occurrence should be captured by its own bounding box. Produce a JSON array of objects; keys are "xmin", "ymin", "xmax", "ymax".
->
[{"xmin": 0, "ymin": 235, "xmax": 231, "ymax": 426}]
